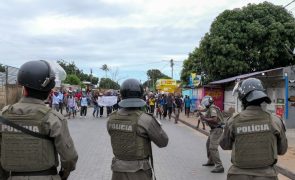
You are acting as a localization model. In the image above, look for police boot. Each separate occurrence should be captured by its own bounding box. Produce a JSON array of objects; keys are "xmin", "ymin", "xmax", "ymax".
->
[
  {"xmin": 202, "ymin": 163, "xmax": 214, "ymax": 166},
  {"xmin": 211, "ymin": 166, "xmax": 224, "ymax": 173}
]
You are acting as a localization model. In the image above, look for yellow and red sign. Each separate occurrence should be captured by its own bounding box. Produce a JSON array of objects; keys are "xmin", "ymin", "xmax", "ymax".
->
[{"xmin": 156, "ymin": 79, "xmax": 177, "ymax": 93}]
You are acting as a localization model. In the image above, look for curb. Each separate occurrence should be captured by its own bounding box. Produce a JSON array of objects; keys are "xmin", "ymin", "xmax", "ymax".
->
[{"xmin": 177, "ymin": 117, "xmax": 295, "ymax": 179}]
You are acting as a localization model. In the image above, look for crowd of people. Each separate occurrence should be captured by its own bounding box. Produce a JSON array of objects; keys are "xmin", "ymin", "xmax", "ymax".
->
[
  {"xmin": 143, "ymin": 92, "xmax": 188, "ymax": 124},
  {"xmin": 47, "ymin": 89, "xmax": 120, "ymax": 119}
]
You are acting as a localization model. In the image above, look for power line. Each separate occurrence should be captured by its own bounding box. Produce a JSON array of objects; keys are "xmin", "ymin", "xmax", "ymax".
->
[{"xmin": 284, "ymin": 0, "xmax": 295, "ymax": 8}]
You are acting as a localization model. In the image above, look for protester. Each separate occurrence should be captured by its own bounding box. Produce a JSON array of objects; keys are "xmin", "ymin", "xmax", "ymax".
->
[
  {"xmin": 92, "ymin": 94, "xmax": 99, "ymax": 118},
  {"xmin": 166, "ymin": 93, "xmax": 174, "ymax": 120},
  {"xmin": 67, "ymin": 92, "xmax": 76, "ymax": 119},
  {"xmin": 52, "ymin": 91, "xmax": 60, "ymax": 112},
  {"xmin": 58, "ymin": 90, "xmax": 64, "ymax": 114},
  {"xmin": 184, "ymin": 95, "xmax": 191, "ymax": 118},
  {"xmin": 174, "ymin": 93, "xmax": 182, "ymax": 124},
  {"xmin": 149, "ymin": 94, "xmax": 156, "ymax": 114},
  {"xmin": 162, "ymin": 94, "xmax": 168, "ymax": 119},
  {"xmin": 156, "ymin": 95, "xmax": 164, "ymax": 119},
  {"xmin": 80, "ymin": 94, "xmax": 88, "ymax": 118}
]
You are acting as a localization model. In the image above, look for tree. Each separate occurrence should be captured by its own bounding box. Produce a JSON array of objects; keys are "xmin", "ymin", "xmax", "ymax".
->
[
  {"xmin": 143, "ymin": 69, "xmax": 171, "ymax": 90},
  {"xmin": 58, "ymin": 60, "xmax": 99, "ymax": 85},
  {"xmin": 183, "ymin": 2, "xmax": 295, "ymax": 83},
  {"xmin": 64, "ymin": 74, "xmax": 81, "ymax": 85},
  {"xmin": 180, "ymin": 48, "xmax": 202, "ymax": 83},
  {"xmin": 99, "ymin": 78, "xmax": 120, "ymax": 89},
  {"xmin": 0, "ymin": 64, "xmax": 5, "ymax": 72},
  {"xmin": 100, "ymin": 64, "xmax": 109, "ymax": 78}
]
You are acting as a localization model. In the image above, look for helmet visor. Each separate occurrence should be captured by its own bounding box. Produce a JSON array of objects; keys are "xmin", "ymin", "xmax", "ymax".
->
[
  {"xmin": 118, "ymin": 98, "xmax": 146, "ymax": 108},
  {"xmin": 246, "ymin": 90, "xmax": 271, "ymax": 104}
]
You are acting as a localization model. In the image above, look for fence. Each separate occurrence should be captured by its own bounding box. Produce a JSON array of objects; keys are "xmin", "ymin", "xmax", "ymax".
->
[{"xmin": 0, "ymin": 65, "xmax": 22, "ymax": 109}]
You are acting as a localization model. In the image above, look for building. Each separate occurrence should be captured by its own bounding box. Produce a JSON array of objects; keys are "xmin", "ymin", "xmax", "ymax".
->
[{"xmin": 209, "ymin": 66, "xmax": 295, "ymax": 128}]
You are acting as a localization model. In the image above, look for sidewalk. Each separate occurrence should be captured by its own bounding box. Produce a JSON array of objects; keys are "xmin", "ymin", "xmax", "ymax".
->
[{"xmin": 176, "ymin": 111, "xmax": 295, "ymax": 180}]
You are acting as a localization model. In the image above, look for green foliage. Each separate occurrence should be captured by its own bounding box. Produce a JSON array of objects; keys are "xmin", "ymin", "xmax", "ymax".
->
[
  {"xmin": 100, "ymin": 64, "xmax": 109, "ymax": 78},
  {"xmin": 58, "ymin": 60, "xmax": 99, "ymax": 85},
  {"xmin": 99, "ymin": 78, "xmax": 120, "ymax": 89},
  {"xmin": 182, "ymin": 2, "xmax": 295, "ymax": 84},
  {"xmin": 143, "ymin": 69, "xmax": 171, "ymax": 90},
  {"xmin": 64, "ymin": 74, "xmax": 81, "ymax": 85},
  {"xmin": 0, "ymin": 64, "xmax": 5, "ymax": 72},
  {"xmin": 180, "ymin": 48, "xmax": 202, "ymax": 83}
]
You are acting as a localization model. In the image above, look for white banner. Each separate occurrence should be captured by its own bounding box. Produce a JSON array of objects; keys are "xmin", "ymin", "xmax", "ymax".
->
[{"xmin": 98, "ymin": 96, "xmax": 117, "ymax": 106}]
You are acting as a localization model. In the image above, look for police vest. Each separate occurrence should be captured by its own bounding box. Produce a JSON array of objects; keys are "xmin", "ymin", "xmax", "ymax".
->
[
  {"xmin": 108, "ymin": 110, "xmax": 151, "ymax": 160},
  {"xmin": 231, "ymin": 111, "xmax": 277, "ymax": 168},
  {"xmin": 1, "ymin": 104, "xmax": 57, "ymax": 172},
  {"xmin": 206, "ymin": 105, "xmax": 223, "ymax": 127}
]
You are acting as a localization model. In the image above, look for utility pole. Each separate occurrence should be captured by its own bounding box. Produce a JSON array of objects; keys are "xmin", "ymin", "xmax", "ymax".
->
[
  {"xmin": 285, "ymin": 0, "xmax": 295, "ymax": 8},
  {"xmin": 170, "ymin": 59, "xmax": 174, "ymax": 79},
  {"xmin": 5, "ymin": 66, "xmax": 8, "ymax": 106}
]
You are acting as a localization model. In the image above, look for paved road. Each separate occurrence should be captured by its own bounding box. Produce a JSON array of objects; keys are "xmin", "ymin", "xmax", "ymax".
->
[{"xmin": 67, "ymin": 109, "xmax": 231, "ymax": 180}]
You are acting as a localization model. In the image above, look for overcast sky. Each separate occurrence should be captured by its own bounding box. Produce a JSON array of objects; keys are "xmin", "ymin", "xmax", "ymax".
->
[{"xmin": 0, "ymin": 0, "xmax": 293, "ymax": 84}]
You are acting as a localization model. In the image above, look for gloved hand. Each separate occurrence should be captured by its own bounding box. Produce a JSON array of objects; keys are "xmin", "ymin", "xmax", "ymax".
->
[{"xmin": 59, "ymin": 168, "xmax": 70, "ymax": 180}]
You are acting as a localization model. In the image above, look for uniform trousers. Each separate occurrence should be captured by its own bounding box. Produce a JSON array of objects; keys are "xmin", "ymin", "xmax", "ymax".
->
[
  {"xmin": 227, "ymin": 174, "xmax": 278, "ymax": 180},
  {"xmin": 112, "ymin": 169, "xmax": 153, "ymax": 180},
  {"xmin": 206, "ymin": 127, "xmax": 223, "ymax": 168}
]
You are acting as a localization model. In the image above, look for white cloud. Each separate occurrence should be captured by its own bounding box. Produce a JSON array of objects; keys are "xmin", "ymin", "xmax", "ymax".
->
[{"xmin": 0, "ymin": 0, "xmax": 291, "ymax": 83}]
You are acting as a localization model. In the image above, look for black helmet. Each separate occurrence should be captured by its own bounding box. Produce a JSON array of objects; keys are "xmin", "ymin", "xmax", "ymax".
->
[
  {"xmin": 17, "ymin": 60, "xmax": 55, "ymax": 92},
  {"xmin": 118, "ymin": 78, "xmax": 145, "ymax": 108},
  {"xmin": 234, "ymin": 78, "xmax": 271, "ymax": 104},
  {"xmin": 201, "ymin": 95, "xmax": 214, "ymax": 107}
]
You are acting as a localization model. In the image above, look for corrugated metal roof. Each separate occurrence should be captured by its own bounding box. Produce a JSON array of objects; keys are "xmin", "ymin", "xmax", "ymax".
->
[{"xmin": 209, "ymin": 67, "xmax": 284, "ymax": 85}]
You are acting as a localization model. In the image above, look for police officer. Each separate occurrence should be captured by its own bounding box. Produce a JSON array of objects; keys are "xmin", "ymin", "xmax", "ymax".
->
[
  {"xmin": 199, "ymin": 95, "xmax": 224, "ymax": 173},
  {"xmin": 107, "ymin": 79, "xmax": 169, "ymax": 180},
  {"xmin": 0, "ymin": 60, "xmax": 78, "ymax": 180},
  {"xmin": 220, "ymin": 78, "xmax": 288, "ymax": 180}
]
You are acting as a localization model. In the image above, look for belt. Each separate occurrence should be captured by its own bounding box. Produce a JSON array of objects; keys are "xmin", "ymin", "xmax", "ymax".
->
[{"xmin": 11, "ymin": 167, "xmax": 58, "ymax": 176}]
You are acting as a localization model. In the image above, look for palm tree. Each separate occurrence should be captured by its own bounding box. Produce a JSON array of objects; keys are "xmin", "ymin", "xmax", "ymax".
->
[{"xmin": 100, "ymin": 64, "xmax": 109, "ymax": 78}]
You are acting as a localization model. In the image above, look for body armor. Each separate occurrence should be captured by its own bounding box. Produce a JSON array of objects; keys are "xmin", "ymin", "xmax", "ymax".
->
[
  {"xmin": 206, "ymin": 105, "xmax": 223, "ymax": 128},
  {"xmin": 108, "ymin": 110, "xmax": 151, "ymax": 160},
  {"xmin": 231, "ymin": 111, "xmax": 277, "ymax": 168},
  {"xmin": 1, "ymin": 104, "xmax": 56, "ymax": 172}
]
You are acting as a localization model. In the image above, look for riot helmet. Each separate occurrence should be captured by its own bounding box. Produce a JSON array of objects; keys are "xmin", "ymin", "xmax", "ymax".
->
[
  {"xmin": 17, "ymin": 60, "xmax": 55, "ymax": 92},
  {"xmin": 232, "ymin": 78, "xmax": 271, "ymax": 104},
  {"xmin": 201, "ymin": 96, "xmax": 214, "ymax": 108},
  {"xmin": 119, "ymin": 78, "xmax": 145, "ymax": 108}
]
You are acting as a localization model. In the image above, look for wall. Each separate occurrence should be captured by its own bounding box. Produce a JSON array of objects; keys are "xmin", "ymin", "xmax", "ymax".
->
[
  {"xmin": 204, "ymin": 87, "xmax": 224, "ymax": 111},
  {"xmin": 285, "ymin": 66, "xmax": 295, "ymax": 128}
]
